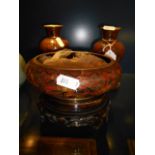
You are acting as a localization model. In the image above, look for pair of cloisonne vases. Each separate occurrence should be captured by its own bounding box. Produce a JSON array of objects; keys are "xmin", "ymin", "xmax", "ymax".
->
[{"xmin": 39, "ymin": 24, "xmax": 125, "ymax": 62}]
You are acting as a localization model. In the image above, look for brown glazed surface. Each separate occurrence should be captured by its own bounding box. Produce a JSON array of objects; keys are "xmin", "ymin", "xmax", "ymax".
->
[
  {"xmin": 92, "ymin": 25, "xmax": 125, "ymax": 62},
  {"xmin": 39, "ymin": 24, "xmax": 69, "ymax": 53},
  {"xmin": 26, "ymin": 51, "xmax": 122, "ymax": 100}
]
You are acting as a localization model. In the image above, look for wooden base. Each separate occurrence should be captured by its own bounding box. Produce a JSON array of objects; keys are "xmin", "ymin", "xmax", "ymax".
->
[{"xmin": 37, "ymin": 94, "xmax": 111, "ymax": 129}]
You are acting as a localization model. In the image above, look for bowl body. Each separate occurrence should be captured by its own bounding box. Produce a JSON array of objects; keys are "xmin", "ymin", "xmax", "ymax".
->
[{"xmin": 26, "ymin": 52, "xmax": 122, "ymax": 100}]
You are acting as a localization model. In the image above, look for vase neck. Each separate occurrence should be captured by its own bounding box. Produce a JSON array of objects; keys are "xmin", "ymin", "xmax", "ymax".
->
[
  {"xmin": 44, "ymin": 25, "xmax": 63, "ymax": 37},
  {"xmin": 101, "ymin": 26, "xmax": 121, "ymax": 41}
]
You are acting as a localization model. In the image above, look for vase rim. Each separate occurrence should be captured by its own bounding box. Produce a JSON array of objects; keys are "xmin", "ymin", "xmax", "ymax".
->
[
  {"xmin": 43, "ymin": 24, "xmax": 63, "ymax": 28},
  {"xmin": 100, "ymin": 25, "xmax": 121, "ymax": 31}
]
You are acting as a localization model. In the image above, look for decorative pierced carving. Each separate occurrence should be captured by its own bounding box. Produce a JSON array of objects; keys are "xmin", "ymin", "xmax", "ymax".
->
[{"xmin": 37, "ymin": 94, "xmax": 111, "ymax": 129}]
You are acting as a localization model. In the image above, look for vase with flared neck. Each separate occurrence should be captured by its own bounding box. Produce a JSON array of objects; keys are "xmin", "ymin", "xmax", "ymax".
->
[{"xmin": 39, "ymin": 24, "xmax": 69, "ymax": 53}]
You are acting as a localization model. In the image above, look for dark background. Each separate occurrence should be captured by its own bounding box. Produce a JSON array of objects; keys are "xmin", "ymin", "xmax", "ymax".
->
[{"xmin": 20, "ymin": 0, "xmax": 135, "ymax": 73}]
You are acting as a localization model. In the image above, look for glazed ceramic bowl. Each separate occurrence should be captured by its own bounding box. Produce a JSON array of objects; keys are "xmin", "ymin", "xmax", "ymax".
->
[{"xmin": 26, "ymin": 51, "xmax": 122, "ymax": 100}]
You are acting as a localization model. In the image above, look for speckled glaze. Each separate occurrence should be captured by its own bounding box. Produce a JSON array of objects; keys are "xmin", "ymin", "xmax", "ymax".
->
[
  {"xmin": 92, "ymin": 25, "xmax": 125, "ymax": 62},
  {"xmin": 39, "ymin": 24, "xmax": 69, "ymax": 53},
  {"xmin": 26, "ymin": 52, "xmax": 122, "ymax": 100}
]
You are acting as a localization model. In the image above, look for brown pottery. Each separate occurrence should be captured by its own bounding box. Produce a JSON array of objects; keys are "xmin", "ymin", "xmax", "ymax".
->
[
  {"xmin": 26, "ymin": 51, "xmax": 122, "ymax": 100},
  {"xmin": 92, "ymin": 25, "xmax": 125, "ymax": 62},
  {"xmin": 39, "ymin": 24, "xmax": 69, "ymax": 53}
]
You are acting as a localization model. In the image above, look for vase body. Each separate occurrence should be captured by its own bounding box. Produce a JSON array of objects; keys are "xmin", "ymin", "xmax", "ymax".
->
[
  {"xmin": 39, "ymin": 24, "xmax": 69, "ymax": 53},
  {"xmin": 92, "ymin": 25, "xmax": 125, "ymax": 62}
]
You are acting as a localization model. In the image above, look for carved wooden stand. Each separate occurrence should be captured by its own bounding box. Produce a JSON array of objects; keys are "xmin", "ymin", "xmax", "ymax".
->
[{"xmin": 37, "ymin": 94, "xmax": 111, "ymax": 130}]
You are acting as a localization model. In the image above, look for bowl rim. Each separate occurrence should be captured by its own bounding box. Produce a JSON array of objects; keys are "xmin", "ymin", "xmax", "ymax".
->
[{"xmin": 29, "ymin": 51, "xmax": 119, "ymax": 71}]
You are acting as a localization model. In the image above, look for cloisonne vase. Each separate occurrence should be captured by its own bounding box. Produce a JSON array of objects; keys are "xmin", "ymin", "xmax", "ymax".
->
[
  {"xmin": 92, "ymin": 25, "xmax": 125, "ymax": 62},
  {"xmin": 39, "ymin": 24, "xmax": 69, "ymax": 53}
]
